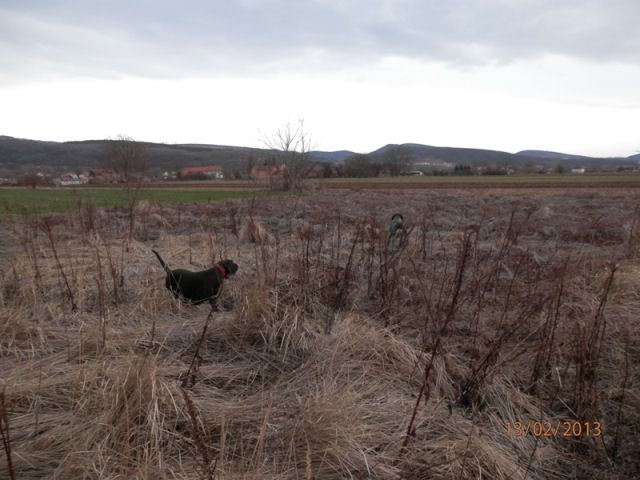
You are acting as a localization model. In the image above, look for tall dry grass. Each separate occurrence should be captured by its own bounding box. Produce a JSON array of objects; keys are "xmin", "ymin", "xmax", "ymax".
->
[{"xmin": 1, "ymin": 189, "xmax": 639, "ymax": 479}]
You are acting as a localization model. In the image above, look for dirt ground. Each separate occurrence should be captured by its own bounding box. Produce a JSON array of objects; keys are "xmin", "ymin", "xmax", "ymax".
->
[{"xmin": 1, "ymin": 187, "xmax": 639, "ymax": 479}]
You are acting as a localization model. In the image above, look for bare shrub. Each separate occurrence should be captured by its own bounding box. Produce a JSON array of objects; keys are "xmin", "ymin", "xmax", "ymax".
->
[{"xmin": 238, "ymin": 216, "xmax": 275, "ymax": 244}]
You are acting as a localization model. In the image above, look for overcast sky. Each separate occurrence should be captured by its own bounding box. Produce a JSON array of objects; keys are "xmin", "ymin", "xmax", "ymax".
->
[{"xmin": 1, "ymin": 0, "xmax": 639, "ymax": 156}]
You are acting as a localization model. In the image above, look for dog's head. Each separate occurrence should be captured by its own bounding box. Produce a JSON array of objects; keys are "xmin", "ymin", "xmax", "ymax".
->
[
  {"xmin": 218, "ymin": 259, "xmax": 239, "ymax": 277},
  {"xmin": 391, "ymin": 213, "xmax": 404, "ymax": 222}
]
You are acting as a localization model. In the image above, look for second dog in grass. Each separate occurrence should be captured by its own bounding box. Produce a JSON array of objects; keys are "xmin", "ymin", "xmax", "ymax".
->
[
  {"xmin": 388, "ymin": 213, "xmax": 406, "ymax": 249},
  {"xmin": 152, "ymin": 250, "xmax": 238, "ymax": 309}
]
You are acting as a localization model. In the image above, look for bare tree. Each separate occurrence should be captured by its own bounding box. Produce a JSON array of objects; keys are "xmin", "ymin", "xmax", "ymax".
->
[
  {"xmin": 244, "ymin": 155, "xmax": 257, "ymax": 179},
  {"xmin": 262, "ymin": 120, "xmax": 312, "ymax": 192},
  {"xmin": 19, "ymin": 172, "xmax": 45, "ymax": 189},
  {"xmin": 103, "ymin": 135, "xmax": 147, "ymax": 248},
  {"xmin": 343, "ymin": 154, "xmax": 381, "ymax": 178},
  {"xmin": 380, "ymin": 145, "xmax": 414, "ymax": 176},
  {"xmin": 105, "ymin": 135, "xmax": 148, "ymax": 185}
]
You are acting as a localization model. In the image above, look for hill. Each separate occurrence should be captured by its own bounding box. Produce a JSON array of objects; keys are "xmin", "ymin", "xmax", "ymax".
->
[
  {"xmin": 308, "ymin": 150, "xmax": 355, "ymax": 163},
  {"xmin": 515, "ymin": 150, "xmax": 590, "ymax": 161},
  {"xmin": 1, "ymin": 135, "xmax": 637, "ymax": 176},
  {"xmin": 372, "ymin": 143, "xmax": 524, "ymax": 166},
  {"xmin": 371, "ymin": 143, "xmax": 636, "ymax": 169},
  {"xmin": 0, "ymin": 136, "xmax": 275, "ymax": 175},
  {"xmin": 0, "ymin": 135, "xmax": 356, "ymax": 175}
]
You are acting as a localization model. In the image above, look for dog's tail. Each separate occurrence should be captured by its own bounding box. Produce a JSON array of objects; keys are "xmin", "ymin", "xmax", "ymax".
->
[{"xmin": 152, "ymin": 249, "xmax": 171, "ymax": 274}]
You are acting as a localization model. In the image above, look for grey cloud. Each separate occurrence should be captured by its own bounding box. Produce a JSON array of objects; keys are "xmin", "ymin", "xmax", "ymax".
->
[{"xmin": 1, "ymin": 0, "xmax": 639, "ymax": 83}]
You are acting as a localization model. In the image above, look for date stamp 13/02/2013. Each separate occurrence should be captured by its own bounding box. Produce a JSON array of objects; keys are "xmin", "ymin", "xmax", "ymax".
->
[{"xmin": 505, "ymin": 420, "xmax": 602, "ymax": 439}]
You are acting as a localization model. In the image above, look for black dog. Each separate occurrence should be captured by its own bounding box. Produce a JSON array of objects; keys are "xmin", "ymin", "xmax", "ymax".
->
[{"xmin": 152, "ymin": 250, "xmax": 238, "ymax": 308}]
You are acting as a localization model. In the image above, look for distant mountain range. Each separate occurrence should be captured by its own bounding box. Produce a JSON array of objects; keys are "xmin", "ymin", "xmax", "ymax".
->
[
  {"xmin": 371, "ymin": 143, "xmax": 519, "ymax": 166},
  {"xmin": 515, "ymin": 150, "xmax": 591, "ymax": 161},
  {"xmin": 0, "ymin": 135, "xmax": 637, "ymax": 175},
  {"xmin": 367, "ymin": 143, "xmax": 638, "ymax": 169},
  {"xmin": 308, "ymin": 150, "xmax": 355, "ymax": 162},
  {"xmin": 0, "ymin": 136, "xmax": 271, "ymax": 175}
]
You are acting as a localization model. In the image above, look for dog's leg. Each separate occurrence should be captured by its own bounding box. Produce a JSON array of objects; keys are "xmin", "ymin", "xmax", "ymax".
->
[{"xmin": 209, "ymin": 298, "xmax": 219, "ymax": 312}]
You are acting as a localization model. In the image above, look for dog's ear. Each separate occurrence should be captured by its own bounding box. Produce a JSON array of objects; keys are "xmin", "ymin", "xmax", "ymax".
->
[{"xmin": 221, "ymin": 260, "xmax": 239, "ymax": 275}]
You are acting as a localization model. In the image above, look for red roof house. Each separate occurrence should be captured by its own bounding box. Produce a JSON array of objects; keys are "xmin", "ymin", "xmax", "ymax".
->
[
  {"xmin": 250, "ymin": 164, "xmax": 285, "ymax": 179},
  {"xmin": 180, "ymin": 165, "xmax": 224, "ymax": 179}
]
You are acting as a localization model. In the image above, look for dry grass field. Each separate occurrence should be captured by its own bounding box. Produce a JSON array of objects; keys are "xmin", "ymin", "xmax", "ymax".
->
[{"xmin": 1, "ymin": 186, "xmax": 639, "ymax": 479}]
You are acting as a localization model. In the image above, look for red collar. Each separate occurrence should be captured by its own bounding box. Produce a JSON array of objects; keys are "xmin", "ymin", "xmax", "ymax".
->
[{"xmin": 213, "ymin": 263, "xmax": 227, "ymax": 279}]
